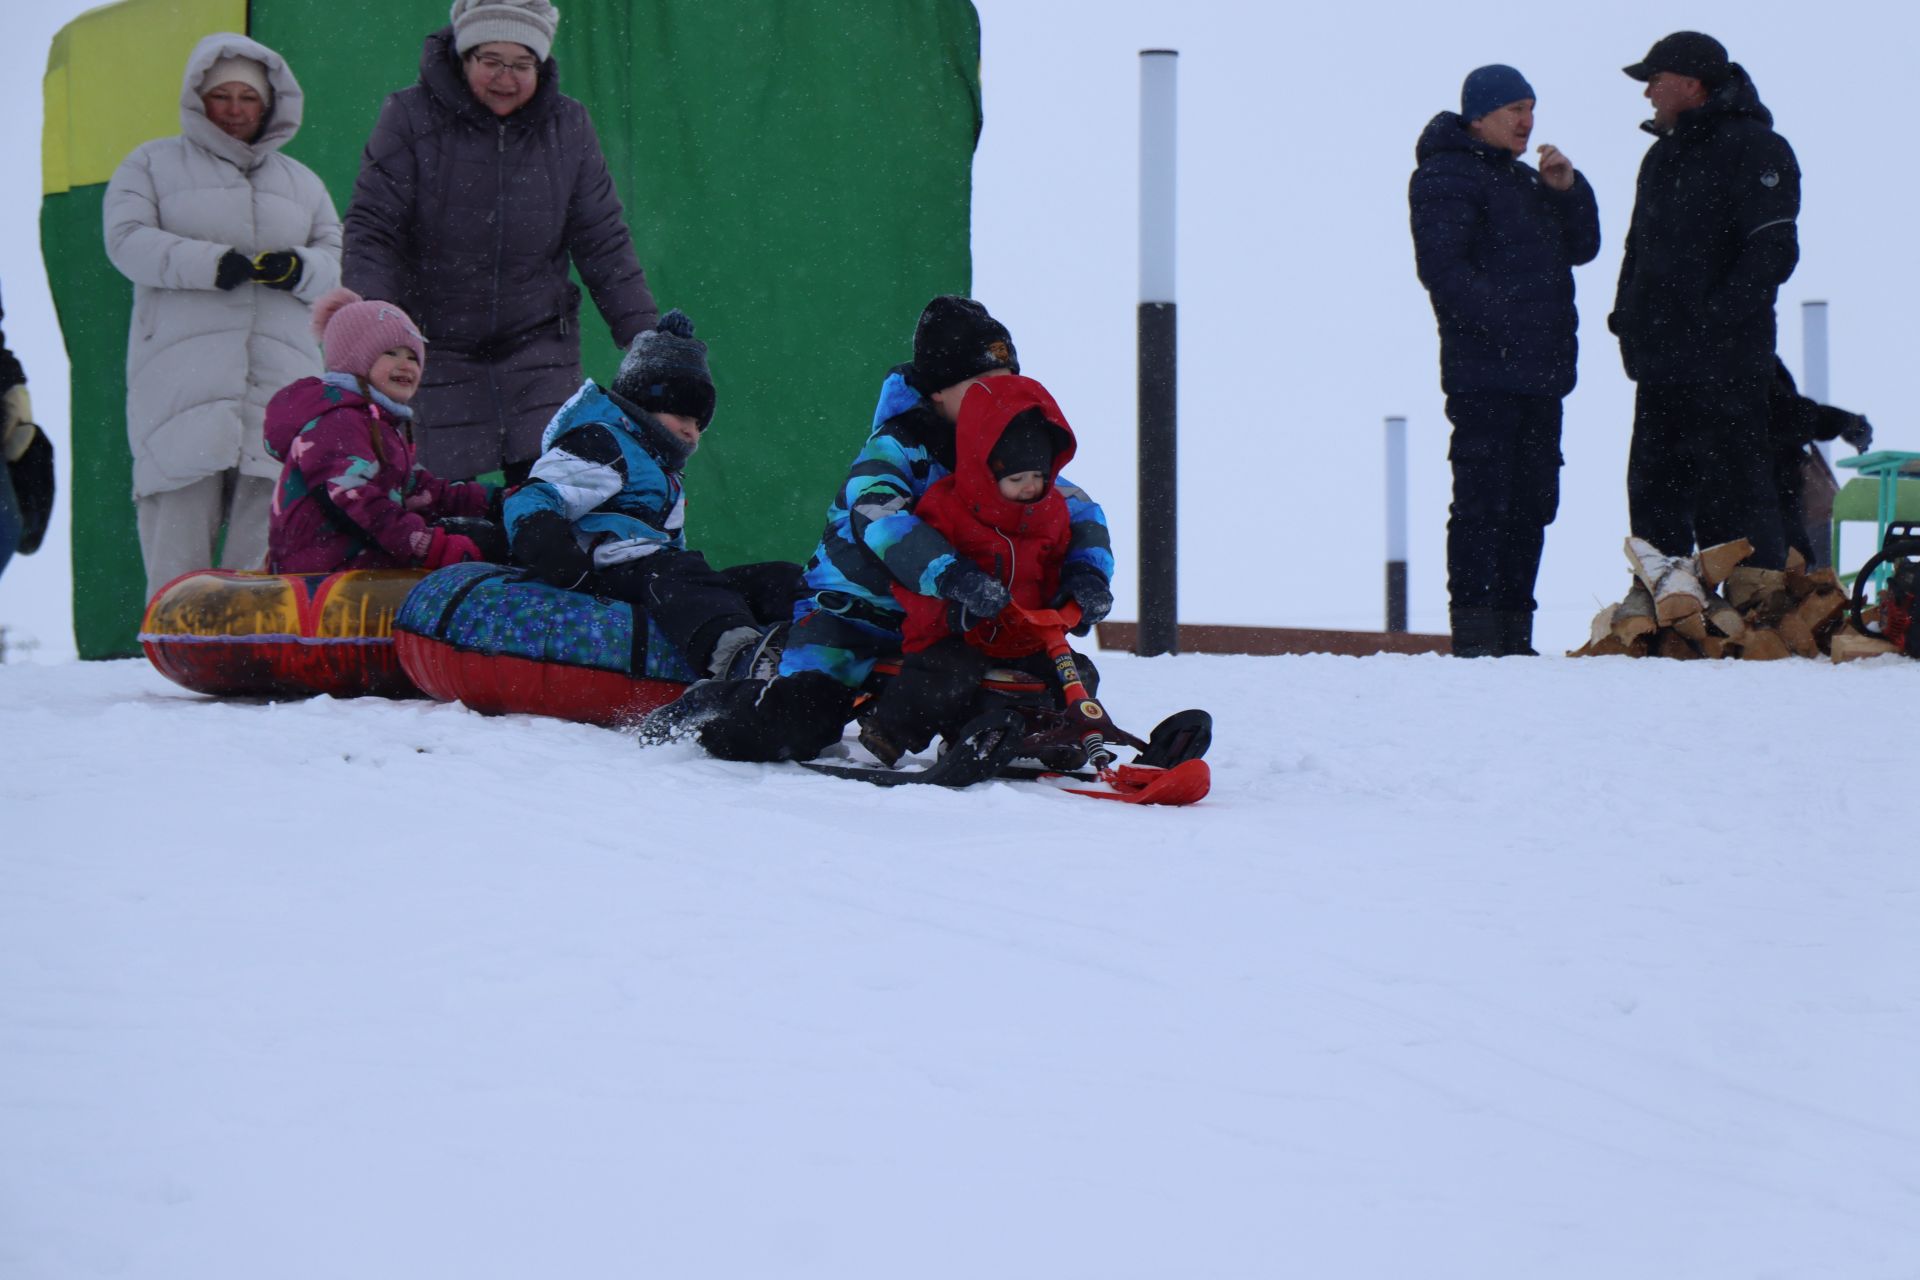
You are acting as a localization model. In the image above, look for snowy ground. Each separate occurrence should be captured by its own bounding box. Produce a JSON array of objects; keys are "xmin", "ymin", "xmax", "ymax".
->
[{"xmin": 3, "ymin": 651, "xmax": 1917, "ymax": 1279}]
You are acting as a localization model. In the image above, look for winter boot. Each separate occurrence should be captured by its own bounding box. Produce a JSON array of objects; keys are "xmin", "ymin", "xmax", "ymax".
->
[
  {"xmin": 1624, "ymin": 536, "xmax": 1706, "ymax": 625},
  {"xmin": 857, "ymin": 715, "xmax": 909, "ymax": 768},
  {"xmin": 696, "ymin": 670, "xmax": 858, "ymax": 764},
  {"xmin": 700, "ymin": 621, "xmax": 789, "ymax": 682},
  {"xmin": 1496, "ymin": 610, "xmax": 1538, "ymax": 657},
  {"xmin": 719, "ymin": 622, "xmax": 788, "ymax": 681},
  {"xmin": 634, "ymin": 678, "xmax": 757, "ymax": 746},
  {"xmin": 1449, "ymin": 607, "xmax": 1503, "ymax": 658},
  {"xmin": 704, "ymin": 623, "xmax": 768, "ymax": 681}
]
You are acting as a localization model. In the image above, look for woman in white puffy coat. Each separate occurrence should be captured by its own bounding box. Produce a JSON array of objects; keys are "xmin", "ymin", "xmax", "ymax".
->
[{"xmin": 104, "ymin": 32, "xmax": 342, "ymax": 599}]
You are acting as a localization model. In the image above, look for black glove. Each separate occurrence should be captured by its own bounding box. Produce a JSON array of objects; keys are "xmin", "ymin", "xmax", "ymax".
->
[
  {"xmin": 8, "ymin": 425, "xmax": 54, "ymax": 555},
  {"xmin": 215, "ymin": 250, "xmax": 253, "ymax": 291},
  {"xmin": 1052, "ymin": 564, "xmax": 1113, "ymax": 636},
  {"xmin": 510, "ymin": 509, "xmax": 592, "ymax": 587},
  {"xmin": 252, "ymin": 250, "xmax": 304, "ymax": 292},
  {"xmin": 1839, "ymin": 414, "xmax": 1874, "ymax": 453},
  {"xmin": 936, "ymin": 560, "xmax": 1011, "ymax": 631}
]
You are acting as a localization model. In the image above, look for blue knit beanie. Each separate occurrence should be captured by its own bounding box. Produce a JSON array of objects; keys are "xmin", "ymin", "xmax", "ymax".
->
[{"xmin": 1461, "ymin": 65, "xmax": 1535, "ymax": 121}]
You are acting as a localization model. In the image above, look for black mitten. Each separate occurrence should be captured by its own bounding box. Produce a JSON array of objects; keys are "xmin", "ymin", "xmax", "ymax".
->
[
  {"xmin": 1052, "ymin": 564, "xmax": 1113, "ymax": 636},
  {"xmin": 1840, "ymin": 414, "xmax": 1874, "ymax": 453},
  {"xmin": 9, "ymin": 426, "xmax": 54, "ymax": 555},
  {"xmin": 215, "ymin": 250, "xmax": 253, "ymax": 291},
  {"xmin": 251, "ymin": 250, "xmax": 304, "ymax": 292},
  {"xmin": 510, "ymin": 509, "xmax": 592, "ymax": 587},
  {"xmin": 936, "ymin": 560, "xmax": 1011, "ymax": 630}
]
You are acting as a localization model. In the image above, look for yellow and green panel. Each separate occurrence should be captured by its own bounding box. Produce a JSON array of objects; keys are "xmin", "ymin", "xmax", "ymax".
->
[{"xmin": 44, "ymin": 0, "xmax": 983, "ymax": 658}]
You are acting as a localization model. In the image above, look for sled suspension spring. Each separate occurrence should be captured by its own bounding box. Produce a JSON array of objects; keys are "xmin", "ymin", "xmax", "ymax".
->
[{"xmin": 1081, "ymin": 732, "xmax": 1115, "ymax": 769}]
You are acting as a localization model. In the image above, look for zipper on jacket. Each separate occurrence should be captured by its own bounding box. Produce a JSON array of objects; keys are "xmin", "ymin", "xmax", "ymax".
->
[
  {"xmin": 991, "ymin": 530, "xmax": 1019, "ymax": 644},
  {"xmin": 491, "ymin": 122, "xmax": 508, "ymax": 441}
]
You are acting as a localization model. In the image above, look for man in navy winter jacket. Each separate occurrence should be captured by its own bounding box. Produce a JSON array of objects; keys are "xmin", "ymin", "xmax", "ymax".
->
[
  {"xmin": 1410, "ymin": 64, "xmax": 1601, "ymax": 657},
  {"xmin": 1611, "ymin": 32, "xmax": 1799, "ymax": 607}
]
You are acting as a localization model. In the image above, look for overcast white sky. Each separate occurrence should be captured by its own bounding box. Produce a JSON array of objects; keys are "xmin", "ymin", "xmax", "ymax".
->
[{"xmin": 3, "ymin": 0, "xmax": 1914, "ymax": 658}]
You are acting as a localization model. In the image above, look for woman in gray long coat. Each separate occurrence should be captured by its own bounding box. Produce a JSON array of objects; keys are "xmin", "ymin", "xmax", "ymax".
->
[
  {"xmin": 104, "ymin": 33, "xmax": 342, "ymax": 599},
  {"xmin": 343, "ymin": 0, "xmax": 658, "ymax": 482}
]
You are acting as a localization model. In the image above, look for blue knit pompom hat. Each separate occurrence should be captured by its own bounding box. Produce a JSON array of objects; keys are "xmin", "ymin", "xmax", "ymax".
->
[{"xmin": 1461, "ymin": 65, "xmax": 1535, "ymax": 121}]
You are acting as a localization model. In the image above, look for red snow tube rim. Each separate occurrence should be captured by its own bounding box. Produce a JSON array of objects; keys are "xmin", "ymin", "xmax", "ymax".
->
[{"xmin": 394, "ymin": 630, "xmax": 688, "ymax": 728}]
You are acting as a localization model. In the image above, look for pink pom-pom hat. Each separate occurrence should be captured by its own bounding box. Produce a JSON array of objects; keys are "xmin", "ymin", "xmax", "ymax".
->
[{"xmin": 310, "ymin": 287, "xmax": 427, "ymax": 380}]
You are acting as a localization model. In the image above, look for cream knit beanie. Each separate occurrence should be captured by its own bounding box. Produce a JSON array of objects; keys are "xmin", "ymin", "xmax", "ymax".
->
[{"xmin": 450, "ymin": 0, "xmax": 559, "ymax": 62}]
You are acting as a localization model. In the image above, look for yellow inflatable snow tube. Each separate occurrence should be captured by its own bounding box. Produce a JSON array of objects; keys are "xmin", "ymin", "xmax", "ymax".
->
[{"xmin": 139, "ymin": 569, "xmax": 426, "ymax": 699}]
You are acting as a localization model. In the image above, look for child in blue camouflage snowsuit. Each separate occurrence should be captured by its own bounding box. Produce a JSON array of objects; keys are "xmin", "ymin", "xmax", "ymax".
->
[
  {"xmin": 676, "ymin": 296, "xmax": 1116, "ymax": 763},
  {"xmin": 503, "ymin": 310, "xmax": 789, "ymax": 683}
]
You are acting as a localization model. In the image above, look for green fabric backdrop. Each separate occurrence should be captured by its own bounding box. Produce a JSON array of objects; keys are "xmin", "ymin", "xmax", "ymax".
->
[
  {"xmin": 45, "ymin": 0, "xmax": 981, "ymax": 658},
  {"xmin": 41, "ymin": 185, "xmax": 143, "ymax": 658}
]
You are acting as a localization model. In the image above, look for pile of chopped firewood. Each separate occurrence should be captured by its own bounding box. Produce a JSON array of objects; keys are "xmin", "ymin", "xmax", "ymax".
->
[{"xmin": 1570, "ymin": 537, "xmax": 1897, "ymax": 662}]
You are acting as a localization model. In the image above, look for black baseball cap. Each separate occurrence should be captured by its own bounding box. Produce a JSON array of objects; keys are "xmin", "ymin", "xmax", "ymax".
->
[{"xmin": 1624, "ymin": 31, "xmax": 1729, "ymax": 84}]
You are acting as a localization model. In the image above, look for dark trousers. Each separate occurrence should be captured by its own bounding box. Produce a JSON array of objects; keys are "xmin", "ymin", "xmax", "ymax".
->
[
  {"xmin": 1444, "ymin": 392, "xmax": 1563, "ymax": 613},
  {"xmin": 865, "ymin": 638, "xmax": 1102, "ymax": 757},
  {"xmin": 1773, "ymin": 447, "xmax": 1836, "ymax": 569},
  {"xmin": 1628, "ymin": 377, "xmax": 1786, "ymax": 570},
  {"xmin": 694, "ymin": 636, "xmax": 1102, "ymax": 765},
  {"xmin": 592, "ymin": 551, "xmax": 794, "ymax": 675},
  {"xmin": 864, "ymin": 638, "xmax": 998, "ymax": 756}
]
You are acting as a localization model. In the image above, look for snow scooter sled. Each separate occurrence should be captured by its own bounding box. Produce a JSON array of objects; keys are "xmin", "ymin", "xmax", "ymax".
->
[{"xmin": 800, "ymin": 604, "xmax": 1212, "ymax": 805}]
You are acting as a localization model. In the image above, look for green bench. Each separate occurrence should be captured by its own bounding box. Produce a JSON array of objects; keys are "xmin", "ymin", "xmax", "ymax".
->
[{"xmin": 1833, "ymin": 450, "xmax": 1920, "ymax": 590}]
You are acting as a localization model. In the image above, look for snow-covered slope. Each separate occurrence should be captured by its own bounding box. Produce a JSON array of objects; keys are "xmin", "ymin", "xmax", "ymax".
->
[{"xmin": 3, "ymin": 653, "xmax": 1916, "ymax": 1278}]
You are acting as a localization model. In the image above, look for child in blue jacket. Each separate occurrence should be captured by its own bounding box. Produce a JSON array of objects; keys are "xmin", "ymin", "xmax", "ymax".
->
[{"xmin": 503, "ymin": 311, "xmax": 787, "ymax": 682}]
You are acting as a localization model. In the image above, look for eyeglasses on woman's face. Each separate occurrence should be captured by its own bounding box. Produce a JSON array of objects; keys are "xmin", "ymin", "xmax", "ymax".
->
[{"xmin": 469, "ymin": 52, "xmax": 538, "ymax": 78}]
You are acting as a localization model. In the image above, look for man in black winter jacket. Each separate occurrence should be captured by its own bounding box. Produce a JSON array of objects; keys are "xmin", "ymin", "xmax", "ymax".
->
[
  {"xmin": 1611, "ymin": 32, "xmax": 1799, "ymax": 603},
  {"xmin": 1769, "ymin": 357, "xmax": 1872, "ymax": 567},
  {"xmin": 1410, "ymin": 64, "xmax": 1601, "ymax": 657}
]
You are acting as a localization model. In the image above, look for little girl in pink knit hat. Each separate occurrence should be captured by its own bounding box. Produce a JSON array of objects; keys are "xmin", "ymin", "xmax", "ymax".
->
[{"xmin": 263, "ymin": 287, "xmax": 499, "ymax": 574}]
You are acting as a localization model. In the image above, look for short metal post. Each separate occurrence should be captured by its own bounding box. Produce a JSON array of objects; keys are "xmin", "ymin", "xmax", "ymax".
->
[
  {"xmin": 1385, "ymin": 416, "xmax": 1408, "ymax": 632},
  {"xmin": 1137, "ymin": 48, "xmax": 1178, "ymax": 656},
  {"xmin": 1801, "ymin": 300, "xmax": 1830, "ymax": 406}
]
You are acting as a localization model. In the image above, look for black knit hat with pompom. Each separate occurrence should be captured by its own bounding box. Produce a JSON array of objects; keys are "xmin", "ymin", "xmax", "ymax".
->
[{"xmin": 612, "ymin": 309, "xmax": 715, "ymax": 429}]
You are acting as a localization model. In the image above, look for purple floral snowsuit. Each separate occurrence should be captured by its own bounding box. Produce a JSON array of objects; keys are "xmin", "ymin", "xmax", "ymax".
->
[{"xmin": 265, "ymin": 373, "xmax": 492, "ymax": 573}]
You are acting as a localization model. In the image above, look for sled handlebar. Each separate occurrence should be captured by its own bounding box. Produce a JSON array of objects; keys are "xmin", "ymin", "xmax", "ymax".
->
[{"xmin": 1004, "ymin": 602, "xmax": 1083, "ymax": 633}]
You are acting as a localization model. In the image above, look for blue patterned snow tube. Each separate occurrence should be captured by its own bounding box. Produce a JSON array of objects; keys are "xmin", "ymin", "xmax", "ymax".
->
[{"xmin": 394, "ymin": 563, "xmax": 697, "ymax": 726}]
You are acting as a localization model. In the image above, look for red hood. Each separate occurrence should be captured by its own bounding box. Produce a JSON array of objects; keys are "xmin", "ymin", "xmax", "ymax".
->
[
  {"xmin": 263, "ymin": 376, "xmax": 369, "ymax": 461},
  {"xmin": 951, "ymin": 375, "xmax": 1076, "ymax": 528}
]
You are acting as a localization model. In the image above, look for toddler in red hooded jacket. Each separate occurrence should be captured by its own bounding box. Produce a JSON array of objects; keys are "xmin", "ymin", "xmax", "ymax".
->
[
  {"xmin": 861, "ymin": 374, "xmax": 1099, "ymax": 767},
  {"xmin": 264, "ymin": 288, "xmax": 496, "ymax": 573}
]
